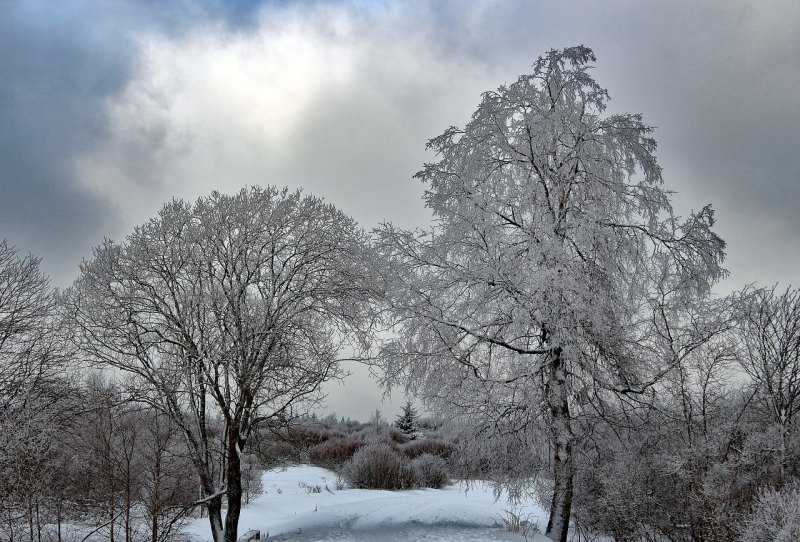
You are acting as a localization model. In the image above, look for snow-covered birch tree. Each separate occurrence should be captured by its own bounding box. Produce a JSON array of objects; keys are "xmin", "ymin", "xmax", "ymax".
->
[
  {"xmin": 375, "ymin": 46, "xmax": 726, "ymax": 542},
  {"xmin": 71, "ymin": 186, "xmax": 374, "ymax": 542}
]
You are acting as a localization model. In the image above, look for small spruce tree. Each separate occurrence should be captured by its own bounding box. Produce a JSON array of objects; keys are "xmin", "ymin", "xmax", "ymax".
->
[{"xmin": 395, "ymin": 401, "xmax": 418, "ymax": 439}]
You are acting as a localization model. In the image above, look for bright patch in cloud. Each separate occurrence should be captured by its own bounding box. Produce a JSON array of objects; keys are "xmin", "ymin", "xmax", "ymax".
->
[{"xmin": 72, "ymin": 4, "xmax": 492, "ymax": 232}]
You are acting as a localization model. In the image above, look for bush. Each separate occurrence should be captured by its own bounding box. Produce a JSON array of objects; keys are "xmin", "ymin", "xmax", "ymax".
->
[
  {"xmin": 389, "ymin": 427, "xmax": 411, "ymax": 444},
  {"xmin": 401, "ymin": 438, "xmax": 455, "ymax": 460},
  {"xmin": 739, "ymin": 480, "xmax": 800, "ymax": 542},
  {"xmin": 411, "ymin": 453, "xmax": 449, "ymax": 489},
  {"xmin": 287, "ymin": 425, "xmax": 347, "ymax": 447},
  {"xmin": 308, "ymin": 437, "xmax": 364, "ymax": 468},
  {"xmin": 342, "ymin": 443, "xmax": 416, "ymax": 490},
  {"xmin": 251, "ymin": 430, "xmax": 304, "ymax": 467}
]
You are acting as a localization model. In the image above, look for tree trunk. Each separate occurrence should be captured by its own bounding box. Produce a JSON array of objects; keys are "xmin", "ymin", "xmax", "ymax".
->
[
  {"xmin": 124, "ymin": 480, "xmax": 131, "ymax": 542},
  {"xmin": 223, "ymin": 424, "xmax": 243, "ymax": 542},
  {"xmin": 108, "ymin": 489, "xmax": 116, "ymax": 542},
  {"xmin": 35, "ymin": 495, "xmax": 41, "ymax": 542},
  {"xmin": 151, "ymin": 451, "xmax": 161, "ymax": 542},
  {"xmin": 6, "ymin": 498, "xmax": 15, "ymax": 542},
  {"xmin": 27, "ymin": 493, "xmax": 34, "ymax": 542},
  {"xmin": 544, "ymin": 347, "xmax": 574, "ymax": 542},
  {"xmin": 779, "ymin": 408, "xmax": 788, "ymax": 485},
  {"xmin": 57, "ymin": 498, "xmax": 62, "ymax": 542},
  {"xmin": 206, "ymin": 494, "xmax": 224, "ymax": 542}
]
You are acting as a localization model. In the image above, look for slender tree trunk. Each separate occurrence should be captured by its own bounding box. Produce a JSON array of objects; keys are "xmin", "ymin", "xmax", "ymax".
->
[
  {"xmin": 27, "ymin": 493, "xmax": 34, "ymax": 542},
  {"xmin": 108, "ymin": 490, "xmax": 116, "ymax": 542},
  {"xmin": 57, "ymin": 498, "xmax": 62, "ymax": 542},
  {"xmin": 223, "ymin": 424, "xmax": 243, "ymax": 542},
  {"xmin": 34, "ymin": 496, "xmax": 41, "ymax": 542},
  {"xmin": 124, "ymin": 479, "xmax": 131, "ymax": 542},
  {"xmin": 544, "ymin": 347, "xmax": 574, "ymax": 542},
  {"xmin": 206, "ymin": 495, "xmax": 224, "ymax": 542},
  {"xmin": 151, "ymin": 451, "xmax": 161, "ymax": 542},
  {"xmin": 779, "ymin": 418, "xmax": 787, "ymax": 485},
  {"xmin": 5, "ymin": 497, "xmax": 14, "ymax": 542}
]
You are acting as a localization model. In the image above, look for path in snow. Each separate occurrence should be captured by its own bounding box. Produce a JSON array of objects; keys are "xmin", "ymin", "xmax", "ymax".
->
[
  {"xmin": 268, "ymin": 525, "xmax": 532, "ymax": 541},
  {"xmin": 184, "ymin": 465, "xmax": 549, "ymax": 541}
]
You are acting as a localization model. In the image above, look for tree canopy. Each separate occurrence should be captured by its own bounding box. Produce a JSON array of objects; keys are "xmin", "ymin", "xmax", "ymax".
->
[
  {"xmin": 72, "ymin": 186, "xmax": 375, "ymax": 542},
  {"xmin": 376, "ymin": 46, "xmax": 726, "ymax": 542}
]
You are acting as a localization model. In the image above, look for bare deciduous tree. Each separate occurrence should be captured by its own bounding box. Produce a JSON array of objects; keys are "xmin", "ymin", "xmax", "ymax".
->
[
  {"xmin": 71, "ymin": 186, "xmax": 374, "ymax": 542},
  {"xmin": 0, "ymin": 239, "xmax": 63, "ymax": 407},
  {"xmin": 0, "ymin": 240, "xmax": 78, "ymax": 542},
  {"xmin": 738, "ymin": 285, "xmax": 800, "ymax": 483}
]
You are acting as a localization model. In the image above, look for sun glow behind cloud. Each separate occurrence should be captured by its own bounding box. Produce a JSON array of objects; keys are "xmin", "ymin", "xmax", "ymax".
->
[{"xmin": 71, "ymin": 3, "xmax": 497, "ymax": 235}]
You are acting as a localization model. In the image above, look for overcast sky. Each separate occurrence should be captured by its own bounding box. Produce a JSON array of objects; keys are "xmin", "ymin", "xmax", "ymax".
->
[{"xmin": 2, "ymin": 0, "xmax": 798, "ymax": 419}]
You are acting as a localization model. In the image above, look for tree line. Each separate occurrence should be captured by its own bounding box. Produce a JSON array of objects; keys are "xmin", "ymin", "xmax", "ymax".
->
[{"xmin": 1, "ymin": 46, "xmax": 798, "ymax": 542}]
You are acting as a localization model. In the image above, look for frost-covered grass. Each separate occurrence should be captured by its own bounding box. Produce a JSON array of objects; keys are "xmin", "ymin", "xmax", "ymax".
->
[{"xmin": 183, "ymin": 465, "xmax": 549, "ymax": 541}]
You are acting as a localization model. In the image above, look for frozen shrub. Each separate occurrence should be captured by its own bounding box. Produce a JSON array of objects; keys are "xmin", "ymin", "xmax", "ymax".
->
[
  {"xmin": 287, "ymin": 425, "xmax": 347, "ymax": 448},
  {"xmin": 389, "ymin": 427, "xmax": 410, "ymax": 444},
  {"xmin": 401, "ymin": 438, "xmax": 455, "ymax": 460},
  {"xmin": 739, "ymin": 480, "xmax": 800, "ymax": 542},
  {"xmin": 251, "ymin": 430, "xmax": 304, "ymax": 467},
  {"xmin": 400, "ymin": 460, "xmax": 418, "ymax": 489},
  {"xmin": 342, "ymin": 443, "xmax": 411, "ymax": 490},
  {"xmin": 321, "ymin": 428, "xmax": 348, "ymax": 441},
  {"xmin": 308, "ymin": 437, "xmax": 364, "ymax": 468},
  {"xmin": 411, "ymin": 453, "xmax": 450, "ymax": 489}
]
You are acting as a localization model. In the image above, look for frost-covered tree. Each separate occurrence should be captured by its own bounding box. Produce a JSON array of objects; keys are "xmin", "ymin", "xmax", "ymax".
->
[
  {"xmin": 738, "ymin": 285, "xmax": 800, "ymax": 484},
  {"xmin": 395, "ymin": 401, "xmax": 418, "ymax": 438},
  {"xmin": 0, "ymin": 239, "xmax": 64, "ymax": 407},
  {"xmin": 0, "ymin": 240, "xmax": 78, "ymax": 540},
  {"xmin": 376, "ymin": 46, "xmax": 726, "ymax": 542},
  {"xmin": 571, "ymin": 301, "xmax": 751, "ymax": 542},
  {"xmin": 71, "ymin": 186, "xmax": 374, "ymax": 542},
  {"xmin": 739, "ymin": 479, "xmax": 800, "ymax": 542}
]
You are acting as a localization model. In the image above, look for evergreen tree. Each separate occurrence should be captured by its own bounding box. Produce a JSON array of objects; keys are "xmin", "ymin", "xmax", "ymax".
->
[{"xmin": 395, "ymin": 401, "xmax": 418, "ymax": 438}]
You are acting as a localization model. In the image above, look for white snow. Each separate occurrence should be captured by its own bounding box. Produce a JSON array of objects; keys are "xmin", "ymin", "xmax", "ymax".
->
[{"xmin": 183, "ymin": 465, "xmax": 550, "ymax": 541}]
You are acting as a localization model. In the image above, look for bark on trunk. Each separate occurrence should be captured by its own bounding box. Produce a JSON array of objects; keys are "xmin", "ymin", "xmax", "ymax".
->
[
  {"xmin": 151, "ymin": 452, "xmax": 161, "ymax": 542},
  {"xmin": 206, "ymin": 494, "xmax": 224, "ymax": 542},
  {"xmin": 544, "ymin": 346, "xmax": 574, "ymax": 542},
  {"xmin": 223, "ymin": 424, "xmax": 243, "ymax": 542}
]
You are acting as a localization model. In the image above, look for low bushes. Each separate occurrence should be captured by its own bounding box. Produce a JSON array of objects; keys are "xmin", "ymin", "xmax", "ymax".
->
[
  {"xmin": 388, "ymin": 427, "xmax": 411, "ymax": 444},
  {"xmin": 308, "ymin": 437, "xmax": 364, "ymax": 468},
  {"xmin": 296, "ymin": 415, "xmax": 455, "ymax": 491},
  {"xmin": 342, "ymin": 443, "xmax": 415, "ymax": 490},
  {"xmin": 341, "ymin": 444, "xmax": 450, "ymax": 490},
  {"xmin": 401, "ymin": 438, "xmax": 455, "ymax": 460},
  {"xmin": 410, "ymin": 453, "xmax": 450, "ymax": 489}
]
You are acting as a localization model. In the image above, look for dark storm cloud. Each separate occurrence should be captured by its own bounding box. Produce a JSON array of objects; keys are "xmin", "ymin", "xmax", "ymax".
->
[
  {"xmin": 0, "ymin": 0, "xmax": 262, "ymax": 285},
  {"xmin": 0, "ymin": 2, "xmax": 130, "ymax": 283},
  {"xmin": 0, "ymin": 1, "xmax": 195, "ymax": 285}
]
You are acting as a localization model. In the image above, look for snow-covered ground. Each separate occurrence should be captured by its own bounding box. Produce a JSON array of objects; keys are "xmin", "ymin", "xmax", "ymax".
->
[{"xmin": 184, "ymin": 465, "xmax": 550, "ymax": 541}]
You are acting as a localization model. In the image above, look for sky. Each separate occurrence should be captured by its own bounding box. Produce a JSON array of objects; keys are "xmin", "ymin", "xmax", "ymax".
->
[{"xmin": 2, "ymin": 0, "xmax": 798, "ymax": 420}]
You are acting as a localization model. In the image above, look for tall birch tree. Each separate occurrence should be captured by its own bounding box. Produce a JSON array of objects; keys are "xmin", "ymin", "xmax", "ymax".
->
[
  {"xmin": 71, "ymin": 186, "xmax": 373, "ymax": 542},
  {"xmin": 376, "ymin": 46, "xmax": 726, "ymax": 542}
]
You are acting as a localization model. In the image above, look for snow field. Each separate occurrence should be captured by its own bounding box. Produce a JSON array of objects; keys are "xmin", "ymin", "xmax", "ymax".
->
[{"xmin": 184, "ymin": 465, "xmax": 550, "ymax": 541}]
